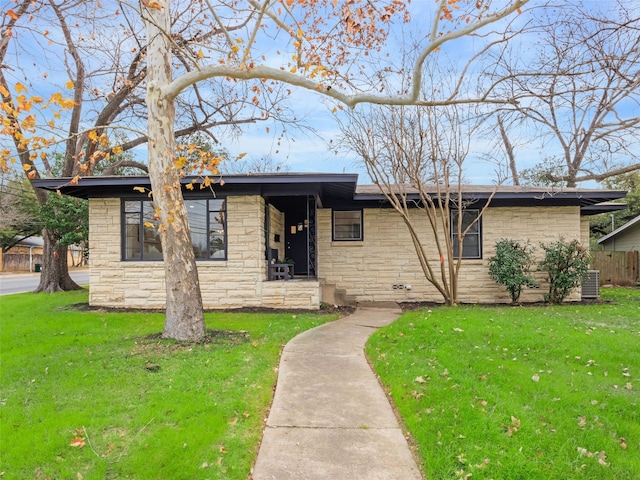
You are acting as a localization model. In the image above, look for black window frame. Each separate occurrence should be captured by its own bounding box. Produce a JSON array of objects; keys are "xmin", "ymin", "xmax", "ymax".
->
[
  {"xmin": 451, "ymin": 209, "xmax": 482, "ymax": 259},
  {"xmin": 121, "ymin": 198, "xmax": 227, "ymax": 261},
  {"xmin": 332, "ymin": 209, "xmax": 364, "ymax": 241}
]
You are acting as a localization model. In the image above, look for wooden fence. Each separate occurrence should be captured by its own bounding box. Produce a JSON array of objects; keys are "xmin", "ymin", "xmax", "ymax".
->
[
  {"xmin": 591, "ymin": 251, "xmax": 639, "ymax": 286},
  {"xmin": 1, "ymin": 253, "xmax": 44, "ymax": 272}
]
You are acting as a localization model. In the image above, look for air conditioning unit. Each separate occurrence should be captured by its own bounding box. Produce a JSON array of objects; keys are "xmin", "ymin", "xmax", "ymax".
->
[{"xmin": 582, "ymin": 270, "xmax": 600, "ymax": 299}]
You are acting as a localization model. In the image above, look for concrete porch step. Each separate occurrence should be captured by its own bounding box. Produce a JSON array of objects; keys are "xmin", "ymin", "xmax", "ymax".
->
[{"xmin": 320, "ymin": 280, "xmax": 357, "ymax": 307}]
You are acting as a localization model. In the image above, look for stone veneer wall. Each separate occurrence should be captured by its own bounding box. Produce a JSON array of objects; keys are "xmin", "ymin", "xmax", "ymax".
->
[
  {"xmin": 267, "ymin": 204, "xmax": 285, "ymax": 260},
  {"xmin": 317, "ymin": 205, "xmax": 585, "ymax": 304},
  {"xmin": 88, "ymin": 197, "xmax": 319, "ymax": 310}
]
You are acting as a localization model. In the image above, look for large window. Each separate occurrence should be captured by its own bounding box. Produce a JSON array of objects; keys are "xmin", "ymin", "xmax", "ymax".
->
[
  {"xmin": 122, "ymin": 199, "xmax": 226, "ymax": 261},
  {"xmin": 451, "ymin": 209, "xmax": 481, "ymax": 259},
  {"xmin": 332, "ymin": 210, "xmax": 363, "ymax": 241}
]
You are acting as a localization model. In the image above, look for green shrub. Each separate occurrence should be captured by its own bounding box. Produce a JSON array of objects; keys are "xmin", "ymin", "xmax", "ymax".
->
[
  {"xmin": 488, "ymin": 239, "xmax": 538, "ymax": 303},
  {"xmin": 538, "ymin": 238, "xmax": 590, "ymax": 304}
]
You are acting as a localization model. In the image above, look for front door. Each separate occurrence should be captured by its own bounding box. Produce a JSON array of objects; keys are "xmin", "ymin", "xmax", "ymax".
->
[{"xmin": 285, "ymin": 205, "xmax": 309, "ymax": 275}]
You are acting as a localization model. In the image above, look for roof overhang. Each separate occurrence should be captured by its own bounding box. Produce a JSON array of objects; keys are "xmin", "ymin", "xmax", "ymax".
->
[
  {"xmin": 352, "ymin": 184, "xmax": 628, "ymax": 214},
  {"xmin": 31, "ymin": 173, "xmax": 359, "ymax": 208},
  {"xmin": 31, "ymin": 175, "xmax": 627, "ymax": 214}
]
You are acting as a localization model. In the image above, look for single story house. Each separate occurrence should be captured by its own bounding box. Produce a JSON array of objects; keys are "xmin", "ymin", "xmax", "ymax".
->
[
  {"xmin": 598, "ymin": 215, "xmax": 640, "ymax": 252},
  {"xmin": 33, "ymin": 173, "xmax": 626, "ymax": 309}
]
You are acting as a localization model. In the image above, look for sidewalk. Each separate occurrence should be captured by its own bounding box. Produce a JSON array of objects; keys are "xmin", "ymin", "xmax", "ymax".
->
[{"xmin": 251, "ymin": 304, "xmax": 423, "ymax": 480}]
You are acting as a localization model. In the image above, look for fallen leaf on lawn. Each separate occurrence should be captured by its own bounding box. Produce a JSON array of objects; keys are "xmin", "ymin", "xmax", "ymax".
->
[
  {"xmin": 532, "ymin": 374, "xmax": 540, "ymax": 382},
  {"xmin": 578, "ymin": 416, "xmax": 586, "ymax": 427},
  {"xmin": 507, "ymin": 416, "xmax": 521, "ymax": 437},
  {"xmin": 511, "ymin": 416, "xmax": 521, "ymax": 429},
  {"xmin": 243, "ymin": 412, "xmax": 250, "ymax": 418},
  {"xmin": 476, "ymin": 458, "xmax": 490, "ymax": 469},
  {"xmin": 77, "ymin": 473, "xmax": 83, "ymax": 480},
  {"xmin": 219, "ymin": 444, "xmax": 228, "ymax": 453},
  {"xmin": 624, "ymin": 382, "xmax": 633, "ymax": 390},
  {"xmin": 619, "ymin": 437, "xmax": 627, "ymax": 450},
  {"xmin": 415, "ymin": 376, "xmax": 427, "ymax": 383},
  {"xmin": 453, "ymin": 327, "xmax": 464, "ymax": 332},
  {"xmin": 597, "ymin": 451, "xmax": 608, "ymax": 466},
  {"xmin": 577, "ymin": 447, "xmax": 591, "ymax": 457},
  {"xmin": 228, "ymin": 417, "xmax": 238, "ymax": 425},
  {"xmin": 69, "ymin": 437, "xmax": 85, "ymax": 448}
]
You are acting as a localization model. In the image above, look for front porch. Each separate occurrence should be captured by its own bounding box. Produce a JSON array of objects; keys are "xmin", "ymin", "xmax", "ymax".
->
[{"xmin": 259, "ymin": 277, "xmax": 321, "ymax": 309}]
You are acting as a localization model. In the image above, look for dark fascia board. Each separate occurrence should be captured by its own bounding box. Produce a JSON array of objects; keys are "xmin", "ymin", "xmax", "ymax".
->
[
  {"xmin": 31, "ymin": 173, "xmax": 359, "ymax": 202},
  {"xmin": 31, "ymin": 174, "xmax": 626, "ymax": 214},
  {"xmin": 353, "ymin": 188, "xmax": 628, "ymax": 213}
]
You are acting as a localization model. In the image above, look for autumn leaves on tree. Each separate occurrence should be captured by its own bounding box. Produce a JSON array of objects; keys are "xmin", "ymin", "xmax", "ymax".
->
[{"xmin": 3, "ymin": 0, "xmax": 531, "ymax": 338}]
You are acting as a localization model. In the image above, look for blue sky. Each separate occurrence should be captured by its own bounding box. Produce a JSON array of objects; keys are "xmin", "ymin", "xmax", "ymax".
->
[{"xmin": 3, "ymin": 0, "xmax": 630, "ymax": 187}]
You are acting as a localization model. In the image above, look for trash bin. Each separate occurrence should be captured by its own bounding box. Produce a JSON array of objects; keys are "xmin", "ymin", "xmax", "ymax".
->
[{"xmin": 34, "ymin": 264, "xmax": 42, "ymax": 272}]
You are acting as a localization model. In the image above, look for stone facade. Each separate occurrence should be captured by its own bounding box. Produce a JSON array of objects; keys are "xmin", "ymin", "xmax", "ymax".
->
[
  {"xmin": 88, "ymin": 196, "xmax": 319, "ymax": 310},
  {"xmin": 317, "ymin": 205, "xmax": 585, "ymax": 304},
  {"xmin": 88, "ymin": 195, "xmax": 586, "ymax": 309}
]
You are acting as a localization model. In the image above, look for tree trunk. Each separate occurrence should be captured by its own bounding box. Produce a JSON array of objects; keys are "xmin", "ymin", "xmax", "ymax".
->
[
  {"xmin": 144, "ymin": 0, "xmax": 206, "ymax": 341},
  {"xmin": 34, "ymin": 230, "xmax": 80, "ymax": 293}
]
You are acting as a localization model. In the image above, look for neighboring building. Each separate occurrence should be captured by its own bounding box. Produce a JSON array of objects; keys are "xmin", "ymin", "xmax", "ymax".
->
[
  {"xmin": 595, "ymin": 215, "xmax": 640, "ymax": 286},
  {"xmin": 0, "ymin": 236, "xmax": 44, "ymax": 272},
  {"xmin": 0, "ymin": 236, "xmax": 85, "ymax": 272},
  {"xmin": 33, "ymin": 174, "xmax": 626, "ymax": 309},
  {"xmin": 597, "ymin": 215, "xmax": 640, "ymax": 252}
]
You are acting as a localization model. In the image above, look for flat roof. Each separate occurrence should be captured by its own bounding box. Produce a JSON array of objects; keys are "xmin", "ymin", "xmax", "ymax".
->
[{"xmin": 31, "ymin": 173, "xmax": 628, "ymax": 213}]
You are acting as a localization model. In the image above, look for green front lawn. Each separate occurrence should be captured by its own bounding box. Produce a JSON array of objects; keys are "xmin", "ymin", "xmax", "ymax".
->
[
  {"xmin": 368, "ymin": 288, "xmax": 640, "ymax": 479},
  {"xmin": 0, "ymin": 290, "xmax": 336, "ymax": 479}
]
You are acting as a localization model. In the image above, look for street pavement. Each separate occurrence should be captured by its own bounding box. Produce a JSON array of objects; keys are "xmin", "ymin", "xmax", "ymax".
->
[{"xmin": 0, "ymin": 269, "xmax": 89, "ymax": 295}]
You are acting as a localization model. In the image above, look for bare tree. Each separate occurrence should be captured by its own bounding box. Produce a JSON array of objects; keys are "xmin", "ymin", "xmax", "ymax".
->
[
  {"xmin": 219, "ymin": 154, "xmax": 290, "ymax": 174},
  {"xmin": 337, "ymin": 100, "xmax": 498, "ymax": 305},
  {"xmin": 490, "ymin": 1, "xmax": 640, "ymax": 187}
]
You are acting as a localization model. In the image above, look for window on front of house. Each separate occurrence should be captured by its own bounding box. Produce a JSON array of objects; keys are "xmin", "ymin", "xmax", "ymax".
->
[
  {"xmin": 122, "ymin": 198, "xmax": 226, "ymax": 261},
  {"xmin": 332, "ymin": 210, "xmax": 363, "ymax": 241},
  {"xmin": 451, "ymin": 209, "xmax": 482, "ymax": 259}
]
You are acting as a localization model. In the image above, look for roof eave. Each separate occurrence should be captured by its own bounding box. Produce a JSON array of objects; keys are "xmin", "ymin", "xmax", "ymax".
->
[{"xmin": 597, "ymin": 215, "xmax": 640, "ymax": 244}]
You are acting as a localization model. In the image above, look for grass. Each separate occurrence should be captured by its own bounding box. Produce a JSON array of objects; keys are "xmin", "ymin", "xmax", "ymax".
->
[
  {"xmin": 0, "ymin": 289, "xmax": 337, "ymax": 479},
  {"xmin": 367, "ymin": 288, "xmax": 640, "ymax": 480}
]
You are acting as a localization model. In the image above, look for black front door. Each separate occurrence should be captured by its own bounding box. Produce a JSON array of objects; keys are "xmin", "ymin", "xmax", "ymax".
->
[{"xmin": 285, "ymin": 205, "xmax": 309, "ymax": 275}]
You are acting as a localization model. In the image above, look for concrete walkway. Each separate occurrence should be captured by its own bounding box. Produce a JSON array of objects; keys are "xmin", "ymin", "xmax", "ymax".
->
[{"xmin": 252, "ymin": 304, "xmax": 423, "ymax": 480}]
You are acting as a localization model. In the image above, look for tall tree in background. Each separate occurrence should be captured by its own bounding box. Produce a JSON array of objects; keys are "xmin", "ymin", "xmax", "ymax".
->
[
  {"xmin": 489, "ymin": 1, "xmax": 640, "ymax": 187},
  {"xmin": 1, "ymin": 0, "xmax": 295, "ymax": 293},
  {"xmin": 0, "ymin": 171, "xmax": 39, "ymax": 252},
  {"xmin": 219, "ymin": 154, "xmax": 290, "ymax": 174}
]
